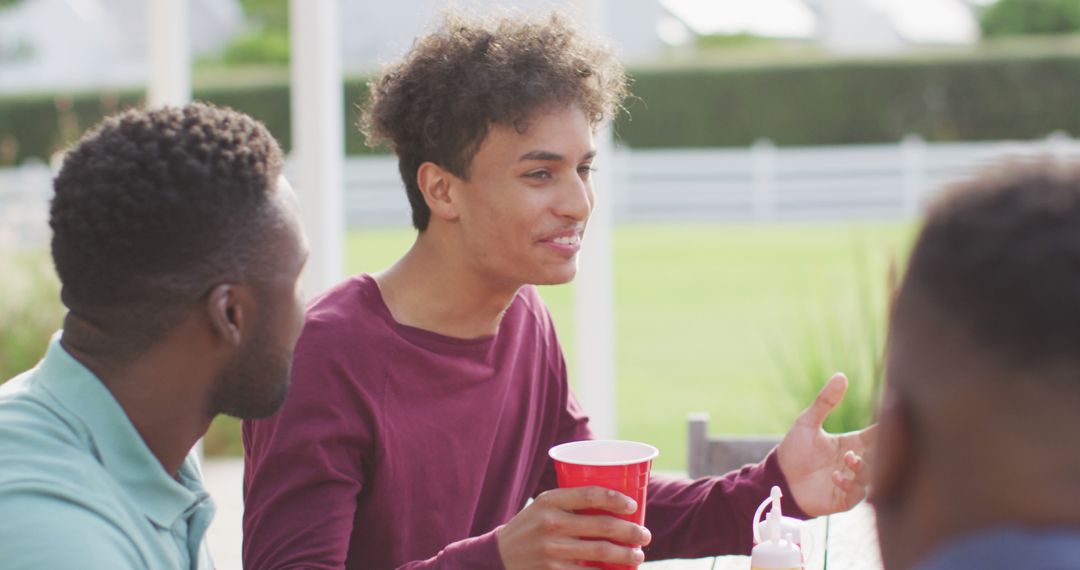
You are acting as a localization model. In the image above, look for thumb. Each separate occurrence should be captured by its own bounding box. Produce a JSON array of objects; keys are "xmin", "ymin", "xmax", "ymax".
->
[{"xmin": 798, "ymin": 372, "xmax": 848, "ymax": 429}]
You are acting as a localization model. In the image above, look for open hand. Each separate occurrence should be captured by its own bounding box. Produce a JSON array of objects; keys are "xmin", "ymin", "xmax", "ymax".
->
[{"xmin": 777, "ymin": 373, "xmax": 877, "ymax": 517}]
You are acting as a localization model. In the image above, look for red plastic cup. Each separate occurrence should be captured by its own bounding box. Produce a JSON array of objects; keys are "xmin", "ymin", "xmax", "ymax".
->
[{"xmin": 548, "ymin": 440, "xmax": 660, "ymax": 570}]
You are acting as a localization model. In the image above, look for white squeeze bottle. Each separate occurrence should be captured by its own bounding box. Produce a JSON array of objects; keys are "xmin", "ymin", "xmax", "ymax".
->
[{"xmin": 750, "ymin": 486, "xmax": 804, "ymax": 570}]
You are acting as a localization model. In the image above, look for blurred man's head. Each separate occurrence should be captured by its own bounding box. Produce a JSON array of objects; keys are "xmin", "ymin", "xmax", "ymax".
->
[
  {"xmin": 360, "ymin": 12, "xmax": 627, "ymax": 287},
  {"xmin": 50, "ymin": 103, "xmax": 308, "ymax": 419},
  {"xmin": 872, "ymin": 161, "xmax": 1080, "ymax": 569}
]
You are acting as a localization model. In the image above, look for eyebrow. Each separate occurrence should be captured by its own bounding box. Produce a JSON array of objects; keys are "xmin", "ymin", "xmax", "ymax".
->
[{"xmin": 518, "ymin": 150, "xmax": 597, "ymax": 163}]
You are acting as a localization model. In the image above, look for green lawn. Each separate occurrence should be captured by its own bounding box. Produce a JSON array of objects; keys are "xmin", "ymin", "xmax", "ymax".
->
[{"xmin": 339, "ymin": 222, "xmax": 915, "ymax": 470}]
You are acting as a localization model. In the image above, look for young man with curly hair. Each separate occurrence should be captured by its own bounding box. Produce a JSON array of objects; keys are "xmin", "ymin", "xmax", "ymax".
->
[
  {"xmin": 243, "ymin": 12, "xmax": 872, "ymax": 569},
  {"xmin": 0, "ymin": 103, "xmax": 308, "ymax": 568},
  {"xmin": 871, "ymin": 162, "xmax": 1080, "ymax": 569}
]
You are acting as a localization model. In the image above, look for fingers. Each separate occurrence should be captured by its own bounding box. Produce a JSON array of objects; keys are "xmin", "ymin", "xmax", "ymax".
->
[
  {"xmin": 850, "ymin": 451, "xmax": 872, "ymax": 488},
  {"xmin": 544, "ymin": 536, "xmax": 646, "ymax": 566},
  {"xmin": 545, "ymin": 510, "xmax": 652, "ymax": 546},
  {"xmin": 531, "ymin": 487, "xmax": 651, "ymax": 565},
  {"xmin": 536, "ymin": 486, "xmax": 638, "ymax": 516},
  {"xmin": 798, "ymin": 372, "xmax": 848, "ymax": 428},
  {"xmin": 832, "ymin": 450, "xmax": 871, "ymax": 509},
  {"xmin": 831, "ymin": 451, "xmax": 860, "ymax": 490},
  {"xmin": 500, "ymin": 487, "xmax": 652, "ymax": 568}
]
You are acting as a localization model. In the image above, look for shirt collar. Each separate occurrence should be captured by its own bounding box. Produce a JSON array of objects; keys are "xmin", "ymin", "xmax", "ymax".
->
[
  {"xmin": 35, "ymin": 332, "xmax": 210, "ymax": 528},
  {"xmin": 918, "ymin": 527, "xmax": 1080, "ymax": 570}
]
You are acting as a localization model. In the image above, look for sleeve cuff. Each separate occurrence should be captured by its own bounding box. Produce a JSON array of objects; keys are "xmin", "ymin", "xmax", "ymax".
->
[
  {"xmin": 432, "ymin": 528, "xmax": 505, "ymax": 570},
  {"xmin": 761, "ymin": 447, "xmax": 810, "ymax": 520}
]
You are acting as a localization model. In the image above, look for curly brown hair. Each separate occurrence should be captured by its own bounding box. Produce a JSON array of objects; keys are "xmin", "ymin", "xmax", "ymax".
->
[{"xmin": 360, "ymin": 11, "xmax": 628, "ymax": 231}]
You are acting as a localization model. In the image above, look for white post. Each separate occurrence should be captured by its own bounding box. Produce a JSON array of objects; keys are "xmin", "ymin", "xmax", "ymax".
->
[
  {"xmin": 290, "ymin": 0, "xmax": 345, "ymax": 295},
  {"xmin": 612, "ymin": 145, "xmax": 632, "ymax": 222},
  {"xmin": 1047, "ymin": 130, "xmax": 1072, "ymax": 164},
  {"xmin": 148, "ymin": 0, "xmax": 196, "ymax": 457},
  {"xmin": 901, "ymin": 134, "xmax": 926, "ymax": 218},
  {"xmin": 752, "ymin": 138, "xmax": 776, "ymax": 221},
  {"xmin": 147, "ymin": 0, "xmax": 191, "ymax": 107},
  {"xmin": 575, "ymin": 124, "xmax": 617, "ymax": 439},
  {"xmin": 572, "ymin": 0, "xmax": 617, "ymax": 439}
]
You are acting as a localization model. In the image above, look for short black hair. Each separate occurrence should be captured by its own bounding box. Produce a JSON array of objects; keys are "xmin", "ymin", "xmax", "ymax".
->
[
  {"xmin": 901, "ymin": 159, "xmax": 1080, "ymax": 373},
  {"xmin": 360, "ymin": 11, "xmax": 628, "ymax": 231},
  {"xmin": 50, "ymin": 103, "xmax": 284, "ymax": 353}
]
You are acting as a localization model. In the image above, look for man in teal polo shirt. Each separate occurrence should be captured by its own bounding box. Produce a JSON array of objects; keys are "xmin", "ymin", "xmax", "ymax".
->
[{"xmin": 0, "ymin": 103, "xmax": 308, "ymax": 568}]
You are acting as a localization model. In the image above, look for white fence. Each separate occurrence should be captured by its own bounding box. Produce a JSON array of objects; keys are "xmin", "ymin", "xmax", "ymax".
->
[
  {"xmin": 342, "ymin": 134, "xmax": 1080, "ymax": 227},
  {"xmin": 3, "ymin": 135, "xmax": 1080, "ymax": 248}
]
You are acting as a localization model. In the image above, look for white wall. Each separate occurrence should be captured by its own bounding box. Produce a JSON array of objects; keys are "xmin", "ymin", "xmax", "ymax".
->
[
  {"xmin": 0, "ymin": 0, "xmax": 242, "ymax": 94},
  {"xmin": 813, "ymin": 0, "xmax": 978, "ymax": 55},
  {"xmin": 339, "ymin": 0, "xmax": 665, "ymax": 73},
  {"xmin": 817, "ymin": 0, "xmax": 904, "ymax": 55}
]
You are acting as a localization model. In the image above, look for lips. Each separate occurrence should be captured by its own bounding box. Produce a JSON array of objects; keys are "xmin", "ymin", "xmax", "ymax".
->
[
  {"xmin": 539, "ymin": 227, "xmax": 585, "ymax": 254},
  {"xmin": 549, "ymin": 234, "xmax": 581, "ymax": 247},
  {"xmin": 538, "ymin": 226, "xmax": 585, "ymax": 243}
]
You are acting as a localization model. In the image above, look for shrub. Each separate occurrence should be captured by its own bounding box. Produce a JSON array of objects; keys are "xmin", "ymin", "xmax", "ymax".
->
[{"xmin": 0, "ymin": 251, "xmax": 63, "ymax": 383}]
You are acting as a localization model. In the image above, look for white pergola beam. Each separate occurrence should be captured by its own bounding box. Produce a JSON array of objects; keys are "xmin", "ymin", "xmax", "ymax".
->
[
  {"xmin": 572, "ymin": 0, "xmax": 617, "ymax": 439},
  {"xmin": 148, "ymin": 0, "xmax": 191, "ymax": 107},
  {"xmin": 290, "ymin": 0, "xmax": 345, "ymax": 295}
]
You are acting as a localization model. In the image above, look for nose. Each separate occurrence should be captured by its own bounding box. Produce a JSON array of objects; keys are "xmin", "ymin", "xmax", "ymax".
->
[{"xmin": 554, "ymin": 173, "xmax": 594, "ymax": 222}]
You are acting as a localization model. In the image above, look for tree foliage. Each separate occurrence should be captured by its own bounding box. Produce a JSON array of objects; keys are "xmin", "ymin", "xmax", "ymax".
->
[
  {"xmin": 238, "ymin": 0, "xmax": 288, "ymax": 32},
  {"xmin": 980, "ymin": 0, "xmax": 1080, "ymax": 37},
  {"xmin": 213, "ymin": 0, "xmax": 289, "ymax": 64}
]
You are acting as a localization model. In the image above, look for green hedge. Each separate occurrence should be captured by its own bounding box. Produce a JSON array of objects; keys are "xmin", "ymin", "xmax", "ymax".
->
[
  {"xmin": 619, "ymin": 54, "xmax": 1080, "ymax": 147},
  {"xmin": 4, "ymin": 53, "xmax": 1080, "ymax": 164},
  {"xmin": 0, "ymin": 79, "xmax": 375, "ymax": 164}
]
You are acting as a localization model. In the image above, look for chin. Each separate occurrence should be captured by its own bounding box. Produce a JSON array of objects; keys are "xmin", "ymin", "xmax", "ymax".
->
[
  {"xmin": 547, "ymin": 259, "xmax": 583, "ymax": 284},
  {"xmin": 211, "ymin": 361, "xmax": 292, "ymax": 420},
  {"xmin": 530, "ymin": 268, "xmax": 578, "ymax": 286}
]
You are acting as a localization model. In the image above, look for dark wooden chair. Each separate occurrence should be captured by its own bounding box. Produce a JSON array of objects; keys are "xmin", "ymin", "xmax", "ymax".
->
[{"xmin": 687, "ymin": 412, "xmax": 782, "ymax": 478}]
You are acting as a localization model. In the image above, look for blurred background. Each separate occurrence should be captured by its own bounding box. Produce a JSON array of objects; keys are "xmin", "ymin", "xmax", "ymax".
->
[{"xmin": 2, "ymin": 0, "xmax": 1078, "ymax": 476}]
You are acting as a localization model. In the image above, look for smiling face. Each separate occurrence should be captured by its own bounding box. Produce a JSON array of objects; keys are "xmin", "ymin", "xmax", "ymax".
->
[{"xmin": 444, "ymin": 105, "xmax": 597, "ymax": 288}]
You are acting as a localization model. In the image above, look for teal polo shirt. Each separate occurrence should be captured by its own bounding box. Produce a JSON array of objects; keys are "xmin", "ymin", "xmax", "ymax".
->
[{"xmin": 0, "ymin": 333, "xmax": 216, "ymax": 569}]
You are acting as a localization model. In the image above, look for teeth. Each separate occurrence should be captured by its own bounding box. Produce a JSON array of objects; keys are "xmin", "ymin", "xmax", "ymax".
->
[{"xmin": 553, "ymin": 235, "xmax": 580, "ymax": 246}]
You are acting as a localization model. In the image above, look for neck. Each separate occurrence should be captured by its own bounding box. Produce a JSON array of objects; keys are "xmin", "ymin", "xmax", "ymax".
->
[
  {"xmin": 898, "ymin": 456, "xmax": 1080, "ymax": 569},
  {"xmin": 375, "ymin": 232, "xmax": 522, "ymax": 338},
  {"xmin": 61, "ymin": 316, "xmax": 213, "ymax": 475}
]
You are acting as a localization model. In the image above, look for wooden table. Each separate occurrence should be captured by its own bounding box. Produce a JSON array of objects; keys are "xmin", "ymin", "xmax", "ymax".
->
[{"xmin": 642, "ymin": 502, "xmax": 882, "ymax": 570}]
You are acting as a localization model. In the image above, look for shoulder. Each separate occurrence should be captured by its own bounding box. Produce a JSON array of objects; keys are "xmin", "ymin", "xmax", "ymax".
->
[
  {"xmin": 917, "ymin": 529, "xmax": 1080, "ymax": 570},
  {"xmin": 0, "ymin": 478, "xmax": 145, "ymax": 568},
  {"xmin": 505, "ymin": 286, "xmax": 567, "ymax": 375},
  {"xmin": 299, "ymin": 274, "xmax": 393, "ymax": 347},
  {"xmin": 0, "ymin": 379, "xmax": 85, "ymax": 471},
  {"xmin": 511, "ymin": 285, "xmax": 557, "ymax": 336},
  {"xmin": 305, "ymin": 274, "xmax": 376, "ymax": 329},
  {"xmin": 255, "ymin": 276, "xmax": 387, "ymax": 432},
  {"xmin": 0, "ymin": 384, "xmax": 136, "ymax": 512}
]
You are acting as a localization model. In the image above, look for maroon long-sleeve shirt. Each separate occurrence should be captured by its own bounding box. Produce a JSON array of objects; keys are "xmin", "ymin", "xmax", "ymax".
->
[{"xmin": 242, "ymin": 275, "xmax": 805, "ymax": 569}]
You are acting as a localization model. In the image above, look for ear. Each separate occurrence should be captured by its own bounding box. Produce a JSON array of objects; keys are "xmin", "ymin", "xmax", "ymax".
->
[
  {"xmin": 206, "ymin": 283, "xmax": 246, "ymax": 348},
  {"xmin": 416, "ymin": 161, "xmax": 460, "ymax": 222},
  {"xmin": 868, "ymin": 390, "xmax": 915, "ymax": 509}
]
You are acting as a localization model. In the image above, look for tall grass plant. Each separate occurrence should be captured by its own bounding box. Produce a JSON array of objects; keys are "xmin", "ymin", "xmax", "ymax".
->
[
  {"xmin": 0, "ymin": 251, "xmax": 62, "ymax": 383},
  {"xmin": 770, "ymin": 246, "xmax": 898, "ymax": 433}
]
